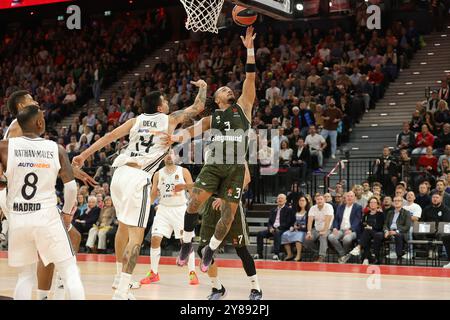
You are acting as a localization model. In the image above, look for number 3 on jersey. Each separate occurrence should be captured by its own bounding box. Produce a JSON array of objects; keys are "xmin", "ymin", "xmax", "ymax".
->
[{"xmin": 22, "ymin": 173, "xmax": 38, "ymax": 200}]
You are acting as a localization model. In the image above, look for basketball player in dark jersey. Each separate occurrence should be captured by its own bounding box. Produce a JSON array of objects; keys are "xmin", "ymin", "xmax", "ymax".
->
[{"xmin": 175, "ymin": 27, "xmax": 257, "ymax": 273}]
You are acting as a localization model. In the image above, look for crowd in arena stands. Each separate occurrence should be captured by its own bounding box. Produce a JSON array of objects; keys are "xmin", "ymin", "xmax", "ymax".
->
[
  {"xmin": 252, "ymin": 180, "xmax": 450, "ymax": 268},
  {"xmin": 0, "ymin": 9, "xmax": 168, "ymax": 134}
]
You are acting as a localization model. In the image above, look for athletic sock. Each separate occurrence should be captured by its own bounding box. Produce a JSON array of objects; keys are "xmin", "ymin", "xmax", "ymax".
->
[
  {"xmin": 150, "ymin": 247, "xmax": 161, "ymax": 274},
  {"xmin": 37, "ymin": 289, "xmax": 50, "ymax": 300},
  {"xmin": 249, "ymin": 275, "xmax": 261, "ymax": 291},
  {"xmin": 182, "ymin": 231, "xmax": 194, "ymax": 244},
  {"xmin": 188, "ymin": 250, "xmax": 196, "ymax": 272},
  {"xmin": 116, "ymin": 262, "xmax": 122, "ymax": 276},
  {"xmin": 117, "ymin": 272, "xmax": 132, "ymax": 295},
  {"xmin": 208, "ymin": 236, "xmax": 221, "ymax": 251},
  {"xmin": 210, "ymin": 277, "xmax": 222, "ymax": 290}
]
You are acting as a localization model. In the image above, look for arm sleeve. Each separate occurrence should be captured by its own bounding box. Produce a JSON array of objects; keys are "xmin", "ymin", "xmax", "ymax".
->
[{"xmin": 62, "ymin": 180, "xmax": 77, "ymax": 214}]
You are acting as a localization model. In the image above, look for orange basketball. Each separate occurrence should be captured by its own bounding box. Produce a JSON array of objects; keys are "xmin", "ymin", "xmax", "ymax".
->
[{"xmin": 232, "ymin": 5, "xmax": 257, "ymax": 27}]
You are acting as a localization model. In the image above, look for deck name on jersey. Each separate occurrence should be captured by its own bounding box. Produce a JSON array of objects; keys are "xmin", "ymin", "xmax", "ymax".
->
[
  {"xmin": 142, "ymin": 120, "xmax": 157, "ymax": 128},
  {"xmin": 14, "ymin": 149, "xmax": 55, "ymax": 159},
  {"xmin": 13, "ymin": 202, "xmax": 41, "ymax": 212}
]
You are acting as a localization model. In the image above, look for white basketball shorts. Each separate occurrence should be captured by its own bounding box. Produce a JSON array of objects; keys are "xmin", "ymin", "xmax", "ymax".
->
[{"xmin": 151, "ymin": 204, "xmax": 187, "ymax": 239}]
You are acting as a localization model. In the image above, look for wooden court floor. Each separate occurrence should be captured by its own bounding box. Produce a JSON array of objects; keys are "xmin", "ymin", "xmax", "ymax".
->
[{"xmin": 1, "ymin": 252, "xmax": 450, "ymax": 300}]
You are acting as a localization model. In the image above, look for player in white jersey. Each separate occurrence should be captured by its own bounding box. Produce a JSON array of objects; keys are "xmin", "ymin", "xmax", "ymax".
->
[
  {"xmin": 0, "ymin": 105, "xmax": 84, "ymax": 300},
  {"xmin": 3, "ymin": 90, "xmax": 96, "ymax": 300},
  {"xmin": 139, "ymin": 149, "xmax": 199, "ymax": 286},
  {"xmin": 72, "ymin": 79, "xmax": 207, "ymax": 300}
]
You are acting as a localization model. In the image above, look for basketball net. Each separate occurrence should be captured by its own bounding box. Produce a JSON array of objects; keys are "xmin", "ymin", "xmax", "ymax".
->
[{"xmin": 179, "ymin": 0, "xmax": 225, "ymax": 33}]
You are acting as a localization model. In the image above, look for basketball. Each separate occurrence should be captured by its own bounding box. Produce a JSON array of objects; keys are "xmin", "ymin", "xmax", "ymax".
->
[{"xmin": 232, "ymin": 5, "xmax": 257, "ymax": 27}]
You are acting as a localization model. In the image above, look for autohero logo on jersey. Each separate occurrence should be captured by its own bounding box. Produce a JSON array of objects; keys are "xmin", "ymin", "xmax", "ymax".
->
[{"xmin": 18, "ymin": 162, "xmax": 50, "ymax": 169}]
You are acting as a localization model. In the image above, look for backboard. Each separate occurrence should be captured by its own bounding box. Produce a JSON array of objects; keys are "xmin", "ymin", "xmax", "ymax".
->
[{"xmin": 230, "ymin": 0, "xmax": 295, "ymax": 20}]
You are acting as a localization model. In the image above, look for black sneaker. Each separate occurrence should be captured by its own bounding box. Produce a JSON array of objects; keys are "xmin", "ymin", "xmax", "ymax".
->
[
  {"xmin": 207, "ymin": 285, "xmax": 226, "ymax": 300},
  {"xmin": 177, "ymin": 242, "xmax": 193, "ymax": 267},
  {"xmin": 249, "ymin": 289, "xmax": 262, "ymax": 300},
  {"xmin": 200, "ymin": 245, "xmax": 215, "ymax": 272}
]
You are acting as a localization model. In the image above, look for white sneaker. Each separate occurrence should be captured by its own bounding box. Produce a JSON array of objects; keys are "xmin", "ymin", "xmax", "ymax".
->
[
  {"xmin": 112, "ymin": 275, "xmax": 120, "ymax": 289},
  {"xmin": 331, "ymin": 155, "xmax": 336, "ymax": 159},
  {"xmin": 272, "ymin": 255, "xmax": 280, "ymax": 261},
  {"xmin": 443, "ymin": 262, "xmax": 450, "ymax": 269},
  {"xmin": 129, "ymin": 281, "xmax": 141, "ymax": 289},
  {"xmin": 112, "ymin": 290, "xmax": 136, "ymax": 300},
  {"xmin": 386, "ymin": 252, "xmax": 397, "ymax": 259},
  {"xmin": 362, "ymin": 259, "xmax": 369, "ymax": 265},
  {"xmin": 350, "ymin": 246, "xmax": 360, "ymax": 256},
  {"xmin": 253, "ymin": 254, "xmax": 261, "ymax": 260},
  {"xmin": 402, "ymin": 252, "xmax": 411, "ymax": 259}
]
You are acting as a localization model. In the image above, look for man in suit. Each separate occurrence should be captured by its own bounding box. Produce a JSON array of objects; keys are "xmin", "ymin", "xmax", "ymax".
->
[
  {"xmin": 72, "ymin": 196, "xmax": 101, "ymax": 234},
  {"xmin": 328, "ymin": 191, "xmax": 362, "ymax": 263},
  {"xmin": 255, "ymin": 194, "xmax": 295, "ymax": 261},
  {"xmin": 380, "ymin": 196, "xmax": 411, "ymax": 264},
  {"xmin": 291, "ymin": 137, "xmax": 310, "ymax": 185}
]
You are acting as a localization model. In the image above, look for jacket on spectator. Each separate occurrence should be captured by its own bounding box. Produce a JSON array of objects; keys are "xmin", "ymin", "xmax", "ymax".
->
[
  {"xmin": 421, "ymin": 203, "xmax": 450, "ymax": 230},
  {"xmin": 383, "ymin": 208, "xmax": 411, "ymax": 239},
  {"xmin": 267, "ymin": 205, "xmax": 296, "ymax": 232},
  {"xmin": 332, "ymin": 203, "xmax": 363, "ymax": 238},
  {"xmin": 74, "ymin": 206, "xmax": 101, "ymax": 230},
  {"xmin": 434, "ymin": 131, "xmax": 450, "ymax": 149},
  {"xmin": 416, "ymin": 194, "xmax": 431, "ymax": 210},
  {"xmin": 397, "ymin": 130, "xmax": 415, "ymax": 150},
  {"xmin": 415, "ymin": 132, "xmax": 435, "ymax": 148},
  {"xmin": 292, "ymin": 145, "xmax": 311, "ymax": 166},
  {"xmin": 362, "ymin": 211, "xmax": 385, "ymax": 232}
]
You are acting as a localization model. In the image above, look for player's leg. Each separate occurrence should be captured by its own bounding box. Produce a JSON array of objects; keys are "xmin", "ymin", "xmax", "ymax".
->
[
  {"xmin": 140, "ymin": 234, "xmax": 162, "ymax": 284},
  {"xmin": 14, "ymin": 263, "xmax": 37, "ymax": 300},
  {"xmin": 54, "ymin": 257, "xmax": 85, "ymax": 300},
  {"xmin": 235, "ymin": 246, "xmax": 262, "ymax": 300},
  {"xmin": 113, "ymin": 226, "xmax": 145, "ymax": 300},
  {"xmin": 177, "ymin": 185, "xmax": 212, "ymax": 266},
  {"xmin": 36, "ymin": 259, "xmax": 53, "ymax": 300},
  {"xmin": 112, "ymin": 221, "xmax": 128, "ymax": 289},
  {"xmin": 198, "ymin": 245, "xmax": 226, "ymax": 300}
]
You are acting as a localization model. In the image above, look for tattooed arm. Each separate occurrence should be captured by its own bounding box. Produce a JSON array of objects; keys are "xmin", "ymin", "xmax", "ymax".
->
[{"xmin": 168, "ymin": 80, "xmax": 207, "ymax": 132}]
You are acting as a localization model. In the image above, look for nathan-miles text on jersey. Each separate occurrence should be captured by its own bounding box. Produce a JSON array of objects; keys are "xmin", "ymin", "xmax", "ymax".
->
[{"xmin": 5, "ymin": 137, "xmax": 61, "ymax": 214}]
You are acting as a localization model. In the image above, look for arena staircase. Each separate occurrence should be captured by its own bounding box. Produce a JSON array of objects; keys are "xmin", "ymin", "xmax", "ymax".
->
[
  {"xmin": 56, "ymin": 41, "xmax": 180, "ymax": 131},
  {"xmin": 322, "ymin": 25, "xmax": 450, "ymax": 189}
]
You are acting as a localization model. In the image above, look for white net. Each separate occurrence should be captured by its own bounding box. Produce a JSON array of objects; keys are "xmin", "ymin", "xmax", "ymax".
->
[{"xmin": 179, "ymin": 0, "xmax": 225, "ymax": 33}]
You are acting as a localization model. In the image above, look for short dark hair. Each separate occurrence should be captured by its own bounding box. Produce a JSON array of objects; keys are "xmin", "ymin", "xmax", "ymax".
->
[
  {"xmin": 143, "ymin": 91, "xmax": 163, "ymax": 114},
  {"xmin": 7, "ymin": 90, "xmax": 29, "ymax": 116},
  {"xmin": 17, "ymin": 105, "xmax": 40, "ymax": 132}
]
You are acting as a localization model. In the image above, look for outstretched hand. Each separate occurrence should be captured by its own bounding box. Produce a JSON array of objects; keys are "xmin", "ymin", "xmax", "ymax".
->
[
  {"xmin": 191, "ymin": 79, "xmax": 207, "ymax": 88},
  {"xmin": 240, "ymin": 26, "xmax": 256, "ymax": 49}
]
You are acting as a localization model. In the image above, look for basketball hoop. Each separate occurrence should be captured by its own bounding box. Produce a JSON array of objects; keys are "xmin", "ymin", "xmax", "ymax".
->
[{"xmin": 179, "ymin": 0, "xmax": 225, "ymax": 33}]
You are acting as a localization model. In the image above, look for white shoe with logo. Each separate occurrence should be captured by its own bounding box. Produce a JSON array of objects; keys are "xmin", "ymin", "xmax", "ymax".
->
[{"xmin": 350, "ymin": 246, "xmax": 360, "ymax": 256}]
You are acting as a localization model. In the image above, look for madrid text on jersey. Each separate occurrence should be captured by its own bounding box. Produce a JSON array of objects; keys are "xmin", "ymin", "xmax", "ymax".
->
[
  {"xmin": 13, "ymin": 202, "xmax": 41, "ymax": 212},
  {"xmin": 14, "ymin": 149, "xmax": 55, "ymax": 159}
]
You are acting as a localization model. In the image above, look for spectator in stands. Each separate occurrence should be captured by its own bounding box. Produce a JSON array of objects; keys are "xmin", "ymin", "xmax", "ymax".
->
[
  {"xmin": 434, "ymin": 179, "xmax": 450, "ymax": 208},
  {"xmin": 416, "ymin": 182, "xmax": 432, "ymax": 209},
  {"xmin": 328, "ymin": 191, "xmax": 362, "ymax": 263},
  {"xmin": 361, "ymin": 181, "xmax": 373, "ymax": 202},
  {"xmin": 438, "ymin": 81, "xmax": 450, "ymax": 104},
  {"xmin": 286, "ymin": 182, "xmax": 303, "ymax": 207},
  {"xmin": 299, "ymin": 102, "xmax": 316, "ymax": 138},
  {"xmin": 397, "ymin": 149, "xmax": 412, "ymax": 184},
  {"xmin": 433, "ymin": 101, "xmax": 450, "ymax": 134},
  {"xmin": 279, "ymin": 140, "xmax": 293, "ymax": 166},
  {"xmin": 72, "ymin": 195, "xmax": 101, "ymax": 234},
  {"xmin": 396, "ymin": 121, "xmax": 415, "ymax": 153},
  {"xmin": 417, "ymin": 146, "xmax": 438, "ymax": 176},
  {"xmin": 76, "ymin": 194, "xmax": 87, "ymax": 214},
  {"xmin": 282, "ymin": 196, "xmax": 309, "ymax": 261},
  {"xmin": 404, "ymin": 191, "xmax": 422, "ymax": 223},
  {"xmin": 409, "ymin": 110, "xmax": 424, "ymax": 133},
  {"xmin": 383, "ymin": 196, "xmax": 411, "ymax": 264},
  {"xmin": 372, "ymin": 182, "xmax": 383, "ymax": 199},
  {"xmin": 375, "ymin": 147, "xmax": 398, "ymax": 196},
  {"xmin": 119, "ymin": 104, "xmax": 135, "ymax": 124},
  {"xmin": 420, "ymin": 192, "xmax": 450, "ymax": 268},
  {"xmin": 428, "ymin": 90, "xmax": 440, "ymax": 112},
  {"xmin": 255, "ymin": 194, "xmax": 295, "ymax": 261},
  {"xmin": 412, "ymin": 125, "xmax": 435, "ymax": 155},
  {"xmin": 437, "ymin": 119, "xmax": 450, "ymax": 151},
  {"xmin": 321, "ymin": 98, "xmax": 343, "ymax": 159},
  {"xmin": 368, "ymin": 64, "xmax": 384, "ymax": 101},
  {"xmin": 383, "ymin": 196, "xmax": 393, "ymax": 211},
  {"xmin": 265, "ymin": 80, "xmax": 280, "ymax": 101},
  {"xmin": 313, "ymin": 105, "xmax": 325, "ymax": 130},
  {"xmin": 305, "ymin": 194, "xmax": 334, "ymax": 263},
  {"xmin": 291, "ymin": 137, "xmax": 310, "ymax": 185},
  {"xmin": 305, "ymin": 125, "xmax": 327, "ymax": 170},
  {"xmin": 424, "ymin": 112, "xmax": 436, "ymax": 135},
  {"xmin": 85, "ymin": 196, "xmax": 116, "ymax": 253},
  {"xmin": 353, "ymin": 184, "xmax": 368, "ymax": 208},
  {"xmin": 360, "ymin": 196, "xmax": 385, "ymax": 265}
]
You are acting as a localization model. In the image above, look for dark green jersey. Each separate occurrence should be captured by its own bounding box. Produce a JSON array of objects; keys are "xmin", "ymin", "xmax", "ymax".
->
[{"xmin": 207, "ymin": 103, "xmax": 250, "ymax": 165}]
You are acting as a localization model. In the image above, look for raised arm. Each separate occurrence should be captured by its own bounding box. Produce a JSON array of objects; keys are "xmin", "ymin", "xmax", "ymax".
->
[
  {"xmin": 72, "ymin": 118, "xmax": 136, "ymax": 168},
  {"xmin": 168, "ymin": 80, "xmax": 207, "ymax": 131},
  {"xmin": 171, "ymin": 116, "xmax": 212, "ymax": 144},
  {"xmin": 237, "ymin": 26, "xmax": 257, "ymax": 120}
]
